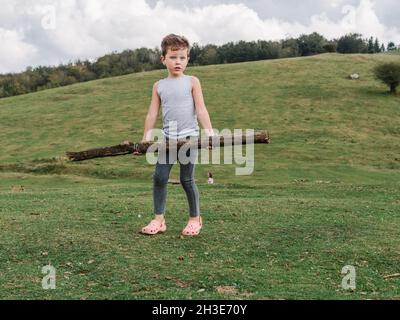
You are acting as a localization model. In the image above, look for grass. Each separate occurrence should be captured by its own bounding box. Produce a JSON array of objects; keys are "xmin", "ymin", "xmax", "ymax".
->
[
  {"xmin": 0, "ymin": 53, "xmax": 400, "ymax": 299},
  {"xmin": 386, "ymin": 49, "xmax": 400, "ymax": 55}
]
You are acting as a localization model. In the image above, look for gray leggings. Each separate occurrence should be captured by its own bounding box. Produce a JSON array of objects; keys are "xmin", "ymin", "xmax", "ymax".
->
[{"xmin": 153, "ymin": 141, "xmax": 200, "ymax": 217}]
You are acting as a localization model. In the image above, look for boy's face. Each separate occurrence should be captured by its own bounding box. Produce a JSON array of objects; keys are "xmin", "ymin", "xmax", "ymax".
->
[{"xmin": 161, "ymin": 47, "xmax": 190, "ymax": 76}]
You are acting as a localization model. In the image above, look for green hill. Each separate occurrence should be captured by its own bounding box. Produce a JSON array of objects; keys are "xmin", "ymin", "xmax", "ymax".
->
[
  {"xmin": 0, "ymin": 53, "xmax": 399, "ymax": 299},
  {"xmin": 0, "ymin": 53, "xmax": 399, "ymax": 182}
]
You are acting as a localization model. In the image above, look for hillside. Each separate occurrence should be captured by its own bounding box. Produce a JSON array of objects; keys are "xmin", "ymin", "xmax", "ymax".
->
[
  {"xmin": 0, "ymin": 53, "xmax": 399, "ymax": 184},
  {"xmin": 0, "ymin": 53, "xmax": 399, "ymax": 299}
]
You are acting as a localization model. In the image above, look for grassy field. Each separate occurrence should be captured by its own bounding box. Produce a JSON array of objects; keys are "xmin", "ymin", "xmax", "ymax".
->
[{"xmin": 0, "ymin": 53, "xmax": 399, "ymax": 299}]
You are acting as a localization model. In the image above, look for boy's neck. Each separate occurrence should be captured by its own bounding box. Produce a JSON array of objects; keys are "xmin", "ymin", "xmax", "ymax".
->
[{"xmin": 167, "ymin": 73, "xmax": 185, "ymax": 79}]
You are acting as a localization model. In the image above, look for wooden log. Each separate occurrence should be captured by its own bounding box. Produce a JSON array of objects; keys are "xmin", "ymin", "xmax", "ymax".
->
[{"xmin": 66, "ymin": 130, "xmax": 270, "ymax": 162}]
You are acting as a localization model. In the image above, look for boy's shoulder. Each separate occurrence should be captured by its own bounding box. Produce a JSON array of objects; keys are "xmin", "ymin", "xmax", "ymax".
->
[
  {"xmin": 190, "ymin": 75, "xmax": 201, "ymax": 87},
  {"xmin": 190, "ymin": 76, "xmax": 202, "ymax": 89}
]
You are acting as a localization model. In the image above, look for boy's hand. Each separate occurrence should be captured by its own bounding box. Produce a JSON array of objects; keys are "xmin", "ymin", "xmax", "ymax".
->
[
  {"xmin": 205, "ymin": 131, "xmax": 216, "ymax": 150},
  {"xmin": 133, "ymin": 147, "xmax": 144, "ymax": 155},
  {"xmin": 122, "ymin": 140, "xmax": 143, "ymax": 155},
  {"xmin": 133, "ymin": 140, "xmax": 148, "ymax": 155}
]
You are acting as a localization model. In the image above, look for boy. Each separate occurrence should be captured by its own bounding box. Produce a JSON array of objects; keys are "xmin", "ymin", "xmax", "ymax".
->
[{"xmin": 139, "ymin": 34, "xmax": 214, "ymax": 236}]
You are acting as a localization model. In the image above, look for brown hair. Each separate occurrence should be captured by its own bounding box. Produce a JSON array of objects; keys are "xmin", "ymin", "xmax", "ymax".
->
[{"xmin": 161, "ymin": 34, "xmax": 190, "ymax": 57}]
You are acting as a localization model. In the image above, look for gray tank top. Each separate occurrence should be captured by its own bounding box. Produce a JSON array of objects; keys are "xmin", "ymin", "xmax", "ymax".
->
[{"xmin": 157, "ymin": 74, "xmax": 199, "ymax": 139}]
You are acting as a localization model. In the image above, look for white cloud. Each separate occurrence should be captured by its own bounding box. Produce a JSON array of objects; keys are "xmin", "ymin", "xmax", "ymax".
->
[
  {"xmin": 330, "ymin": 0, "xmax": 346, "ymax": 8},
  {"xmin": 0, "ymin": 0, "xmax": 399, "ymax": 74},
  {"xmin": 0, "ymin": 28, "xmax": 38, "ymax": 74}
]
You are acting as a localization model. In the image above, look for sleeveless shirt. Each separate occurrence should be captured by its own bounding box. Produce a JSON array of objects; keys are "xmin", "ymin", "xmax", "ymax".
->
[{"xmin": 157, "ymin": 74, "xmax": 199, "ymax": 139}]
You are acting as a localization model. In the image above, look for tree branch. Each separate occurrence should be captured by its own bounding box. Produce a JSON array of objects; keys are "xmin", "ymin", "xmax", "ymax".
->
[{"xmin": 66, "ymin": 130, "xmax": 270, "ymax": 161}]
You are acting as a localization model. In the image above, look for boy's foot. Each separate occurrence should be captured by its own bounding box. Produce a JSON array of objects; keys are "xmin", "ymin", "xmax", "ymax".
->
[
  {"xmin": 182, "ymin": 216, "xmax": 202, "ymax": 236},
  {"xmin": 141, "ymin": 219, "xmax": 166, "ymax": 235}
]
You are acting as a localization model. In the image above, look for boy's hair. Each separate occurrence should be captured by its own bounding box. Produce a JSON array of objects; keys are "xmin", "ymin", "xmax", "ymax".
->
[{"xmin": 161, "ymin": 34, "xmax": 190, "ymax": 57}]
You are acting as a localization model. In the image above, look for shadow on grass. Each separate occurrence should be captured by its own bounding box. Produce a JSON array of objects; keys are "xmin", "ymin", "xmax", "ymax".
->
[
  {"xmin": 0, "ymin": 157, "xmax": 135, "ymax": 179},
  {"xmin": 362, "ymin": 88, "xmax": 400, "ymax": 98}
]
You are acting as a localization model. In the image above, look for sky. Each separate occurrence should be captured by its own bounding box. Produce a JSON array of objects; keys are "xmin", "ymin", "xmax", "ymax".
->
[{"xmin": 0, "ymin": 0, "xmax": 399, "ymax": 74}]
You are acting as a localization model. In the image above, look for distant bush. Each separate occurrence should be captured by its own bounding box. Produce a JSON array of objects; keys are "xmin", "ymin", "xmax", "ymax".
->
[
  {"xmin": 337, "ymin": 33, "xmax": 367, "ymax": 54},
  {"xmin": 373, "ymin": 62, "xmax": 400, "ymax": 94},
  {"xmin": 387, "ymin": 42, "xmax": 397, "ymax": 51},
  {"xmin": 323, "ymin": 42, "xmax": 337, "ymax": 53}
]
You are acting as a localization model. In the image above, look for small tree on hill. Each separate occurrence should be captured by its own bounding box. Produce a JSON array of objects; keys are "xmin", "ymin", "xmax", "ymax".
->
[
  {"xmin": 367, "ymin": 37, "xmax": 374, "ymax": 53},
  {"xmin": 374, "ymin": 38, "xmax": 381, "ymax": 53},
  {"xmin": 374, "ymin": 62, "xmax": 400, "ymax": 94},
  {"xmin": 387, "ymin": 42, "xmax": 396, "ymax": 51}
]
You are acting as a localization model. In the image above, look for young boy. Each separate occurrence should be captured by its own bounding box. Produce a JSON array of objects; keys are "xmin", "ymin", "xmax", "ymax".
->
[{"xmin": 140, "ymin": 34, "xmax": 214, "ymax": 236}]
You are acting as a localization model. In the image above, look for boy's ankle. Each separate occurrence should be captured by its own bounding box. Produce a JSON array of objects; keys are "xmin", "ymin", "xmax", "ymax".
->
[{"xmin": 154, "ymin": 215, "xmax": 165, "ymax": 222}]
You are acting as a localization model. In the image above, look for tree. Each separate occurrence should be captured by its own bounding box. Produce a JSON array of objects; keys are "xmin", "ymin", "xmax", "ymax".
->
[
  {"xmin": 189, "ymin": 43, "xmax": 201, "ymax": 65},
  {"xmin": 0, "ymin": 76, "xmax": 25, "ymax": 97},
  {"xmin": 280, "ymin": 38, "xmax": 299, "ymax": 57},
  {"xmin": 257, "ymin": 40, "xmax": 282, "ymax": 60},
  {"xmin": 337, "ymin": 33, "xmax": 367, "ymax": 53},
  {"xmin": 297, "ymin": 32, "xmax": 327, "ymax": 56},
  {"xmin": 216, "ymin": 42, "xmax": 234, "ymax": 64},
  {"xmin": 387, "ymin": 42, "xmax": 397, "ymax": 51},
  {"xmin": 374, "ymin": 62, "xmax": 400, "ymax": 94},
  {"xmin": 367, "ymin": 37, "xmax": 374, "ymax": 53},
  {"xmin": 323, "ymin": 42, "xmax": 337, "ymax": 52},
  {"xmin": 374, "ymin": 38, "xmax": 381, "ymax": 53},
  {"xmin": 198, "ymin": 45, "xmax": 219, "ymax": 65},
  {"xmin": 239, "ymin": 40, "xmax": 259, "ymax": 61}
]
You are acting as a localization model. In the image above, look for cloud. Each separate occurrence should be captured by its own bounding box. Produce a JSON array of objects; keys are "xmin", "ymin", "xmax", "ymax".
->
[
  {"xmin": 0, "ymin": 28, "xmax": 38, "ymax": 74},
  {"xmin": 330, "ymin": 0, "xmax": 346, "ymax": 8},
  {"xmin": 0, "ymin": 0, "xmax": 399, "ymax": 74}
]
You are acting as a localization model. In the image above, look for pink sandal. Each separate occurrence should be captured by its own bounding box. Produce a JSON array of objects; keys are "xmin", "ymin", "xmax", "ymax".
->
[
  {"xmin": 182, "ymin": 216, "xmax": 203, "ymax": 236},
  {"xmin": 141, "ymin": 219, "xmax": 167, "ymax": 235}
]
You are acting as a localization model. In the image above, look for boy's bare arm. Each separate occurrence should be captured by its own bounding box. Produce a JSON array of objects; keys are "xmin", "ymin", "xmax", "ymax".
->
[
  {"xmin": 124, "ymin": 82, "xmax": 160, "ymax": 147},
  {"xmin": 192, "ymin": 76, "xmax": 214, "ymax": 137},
  {"xmin": 142, "ymin": 82, "xmax": 161, "ymax": 142},
  {"xmin": 124, "ymin": 82, "xmax": 160, "ymax": 152}
]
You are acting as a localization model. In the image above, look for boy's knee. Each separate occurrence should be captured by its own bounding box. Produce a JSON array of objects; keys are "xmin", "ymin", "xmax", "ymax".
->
[
  {"xmin": 180, "ymin": 176, "xmax": 194, "ymax": 186},
  {"xmin": 153, "ymin": 173, "xmax": 169, "ymax": 186}
]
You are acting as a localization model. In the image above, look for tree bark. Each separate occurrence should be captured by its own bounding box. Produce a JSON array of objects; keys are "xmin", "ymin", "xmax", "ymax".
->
[{"xmin": 66, "ymin": 130, "xmax": 270, "ymax": 161}]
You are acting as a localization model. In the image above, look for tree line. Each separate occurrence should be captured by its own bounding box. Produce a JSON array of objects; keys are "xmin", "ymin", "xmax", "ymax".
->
[{"xmin": 1, "ymin": 32, "xmax": 399, "ymax": 99}]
